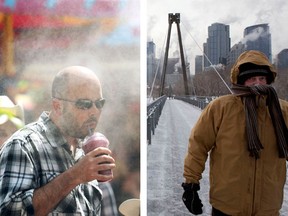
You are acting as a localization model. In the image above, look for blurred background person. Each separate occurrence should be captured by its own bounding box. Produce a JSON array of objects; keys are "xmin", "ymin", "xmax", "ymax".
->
[{"xmin": 0, "ymin": 95, "xmax": 24, "ymax": 147}]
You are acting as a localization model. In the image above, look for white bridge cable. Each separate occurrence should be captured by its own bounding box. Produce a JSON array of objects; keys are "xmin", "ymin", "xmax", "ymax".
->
[
  {"xmin": 181, "ymin": 20, "xmax": 233, "ymax": 94},
  {"xmin": 183, "ymin": 48, "xmax": 197, "ymax": 96}
]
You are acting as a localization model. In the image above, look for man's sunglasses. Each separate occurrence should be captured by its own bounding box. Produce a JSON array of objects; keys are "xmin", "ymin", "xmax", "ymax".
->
[{"xmin": 54, "ymin": 97, "xmax": 105, "ymax": 110}]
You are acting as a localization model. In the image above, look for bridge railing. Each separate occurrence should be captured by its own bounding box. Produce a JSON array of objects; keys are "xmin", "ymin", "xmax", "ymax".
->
[
  {"xmin": 174, "ymin": 95, "xmax": 215, "ymax": 110},
  {"xmin": 147, "ymin": 95, "xmax": 167, "ymax": 145}
]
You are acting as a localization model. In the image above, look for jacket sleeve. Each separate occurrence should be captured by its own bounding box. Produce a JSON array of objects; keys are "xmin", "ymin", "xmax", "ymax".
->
[{"xmin": 183, "ymin": 99, "xmax": 221, "ymax": 183}]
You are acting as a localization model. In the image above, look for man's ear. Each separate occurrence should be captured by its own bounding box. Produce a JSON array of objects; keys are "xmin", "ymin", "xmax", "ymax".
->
[{"xmin": 52, "ymin": 98, "xmax": 63, "ymax": 115}]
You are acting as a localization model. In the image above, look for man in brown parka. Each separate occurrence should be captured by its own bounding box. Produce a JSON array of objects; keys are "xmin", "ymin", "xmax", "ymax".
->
[{"xmin": 182, "ymin": 50, "xmax": 288, "ymax": 216}]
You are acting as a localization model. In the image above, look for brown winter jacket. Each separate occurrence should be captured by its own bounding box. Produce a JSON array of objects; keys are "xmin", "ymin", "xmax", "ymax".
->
[{"xmin": 183, "ymin": 51, "xmax": 288, "ymax": 215}]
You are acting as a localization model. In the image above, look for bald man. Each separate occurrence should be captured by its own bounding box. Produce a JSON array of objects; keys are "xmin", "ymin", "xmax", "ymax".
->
[{"xmin": 0, "ymin": 66, "xmax": 116, "ymax": 215}]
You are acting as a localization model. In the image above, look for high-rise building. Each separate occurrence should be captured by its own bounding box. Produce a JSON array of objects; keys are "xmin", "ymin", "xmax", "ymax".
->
[
  {"xmin": 147, "ymin": 41, "xmax": 156, "ymax": 88},
  {"xmin": 276, "ymin": 49, "xmax": 288, "ymax": 70},
  {"xmin": 227, "ymin": 42, "xmax": 246, "ymax": 66},
  {"xmin": 243, "ymin": 23, "xmax": 272, "ymax": 61},
  {"xmin": 195, "ymin": 55, "xmax": 203, "ymax": 74},
  {"xmin": 203, "ymin": 23, "xmax": 231, "ymax": 68},
  {"xmin": 227, "ymin": 23, "xmax": 272, "ymax": 67}
]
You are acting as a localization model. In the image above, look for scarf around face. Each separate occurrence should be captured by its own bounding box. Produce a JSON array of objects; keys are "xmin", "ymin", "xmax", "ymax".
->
[{"xmin": 231, "ymin": 84, "xmax": 288, "ymax": 159}]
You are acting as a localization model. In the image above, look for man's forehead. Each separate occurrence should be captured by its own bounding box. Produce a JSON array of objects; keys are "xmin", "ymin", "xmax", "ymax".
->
[
  {"xmin": 66, "ymin": 82, "xmax": 102, "ymax": 98},
  {"xmin": 67, "ymin": 72, "xmax": 100, "ymax": 87}
]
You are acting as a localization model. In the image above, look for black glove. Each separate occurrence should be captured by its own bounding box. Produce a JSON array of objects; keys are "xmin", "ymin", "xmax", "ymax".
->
[{"xmin": 181, "ymin": 183, "xmax": 203, "ymax": 215}]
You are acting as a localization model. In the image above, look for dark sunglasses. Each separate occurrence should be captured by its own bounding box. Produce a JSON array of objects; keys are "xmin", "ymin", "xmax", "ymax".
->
[{"xmin": 55, "ymin": 97, "xmax": 105, "ymax": 110}]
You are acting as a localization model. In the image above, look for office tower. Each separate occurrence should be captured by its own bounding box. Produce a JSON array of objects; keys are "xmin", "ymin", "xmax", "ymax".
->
[
  {"xmin": 195, "ymin": 55, "xmax": 203, "ymax": 74},
  {"xmin": 276, "ymin": 49, "xmax": 288, "ymax": 70},
  {"xmin": 147, "ymin": 41, "xmax": 156, "ymax": 88},
  {"xmin": 227, "ymin": 42, "xmax": 246, "ymax": 66},
  {"xmin": 243, "ymin": 23, "xmax": 272, "ymax": 61},
  {"xmin": 203, "ymin": 23, "xmax": 231, "ymax": 68}
]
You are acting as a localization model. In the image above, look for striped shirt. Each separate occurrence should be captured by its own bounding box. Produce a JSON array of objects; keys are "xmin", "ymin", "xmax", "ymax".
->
[{"xmin": 0, "ymin": 112, "xmax": 102, "ymax": 215}]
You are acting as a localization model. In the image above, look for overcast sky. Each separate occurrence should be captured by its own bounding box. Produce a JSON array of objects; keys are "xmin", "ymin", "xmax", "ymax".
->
[{"xmin": 147, "ymin": 0, "xmax": 288, "ymax": 71}]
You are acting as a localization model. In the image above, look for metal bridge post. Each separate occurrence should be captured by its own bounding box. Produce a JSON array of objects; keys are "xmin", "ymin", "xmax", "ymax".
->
[{"xmin": 160, "ymin": 13, "xmax": 190, "ymax": 96}]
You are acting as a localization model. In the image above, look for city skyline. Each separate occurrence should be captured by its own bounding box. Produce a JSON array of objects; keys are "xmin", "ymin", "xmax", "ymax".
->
[{"xmin": 147, "ymin": 0, "xmax": 288, "ymax": 72}]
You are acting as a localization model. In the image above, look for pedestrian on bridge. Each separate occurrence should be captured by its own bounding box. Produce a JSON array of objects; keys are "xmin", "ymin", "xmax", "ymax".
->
[{"xmin": 182, "ymin": 50, "xmax": 288, "ymax": 215}]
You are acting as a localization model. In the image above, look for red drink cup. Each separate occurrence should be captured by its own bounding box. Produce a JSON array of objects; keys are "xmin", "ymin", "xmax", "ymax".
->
[{"xmin": 82, "ymin": 132, "xmax": 112, "ymax": 177}]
